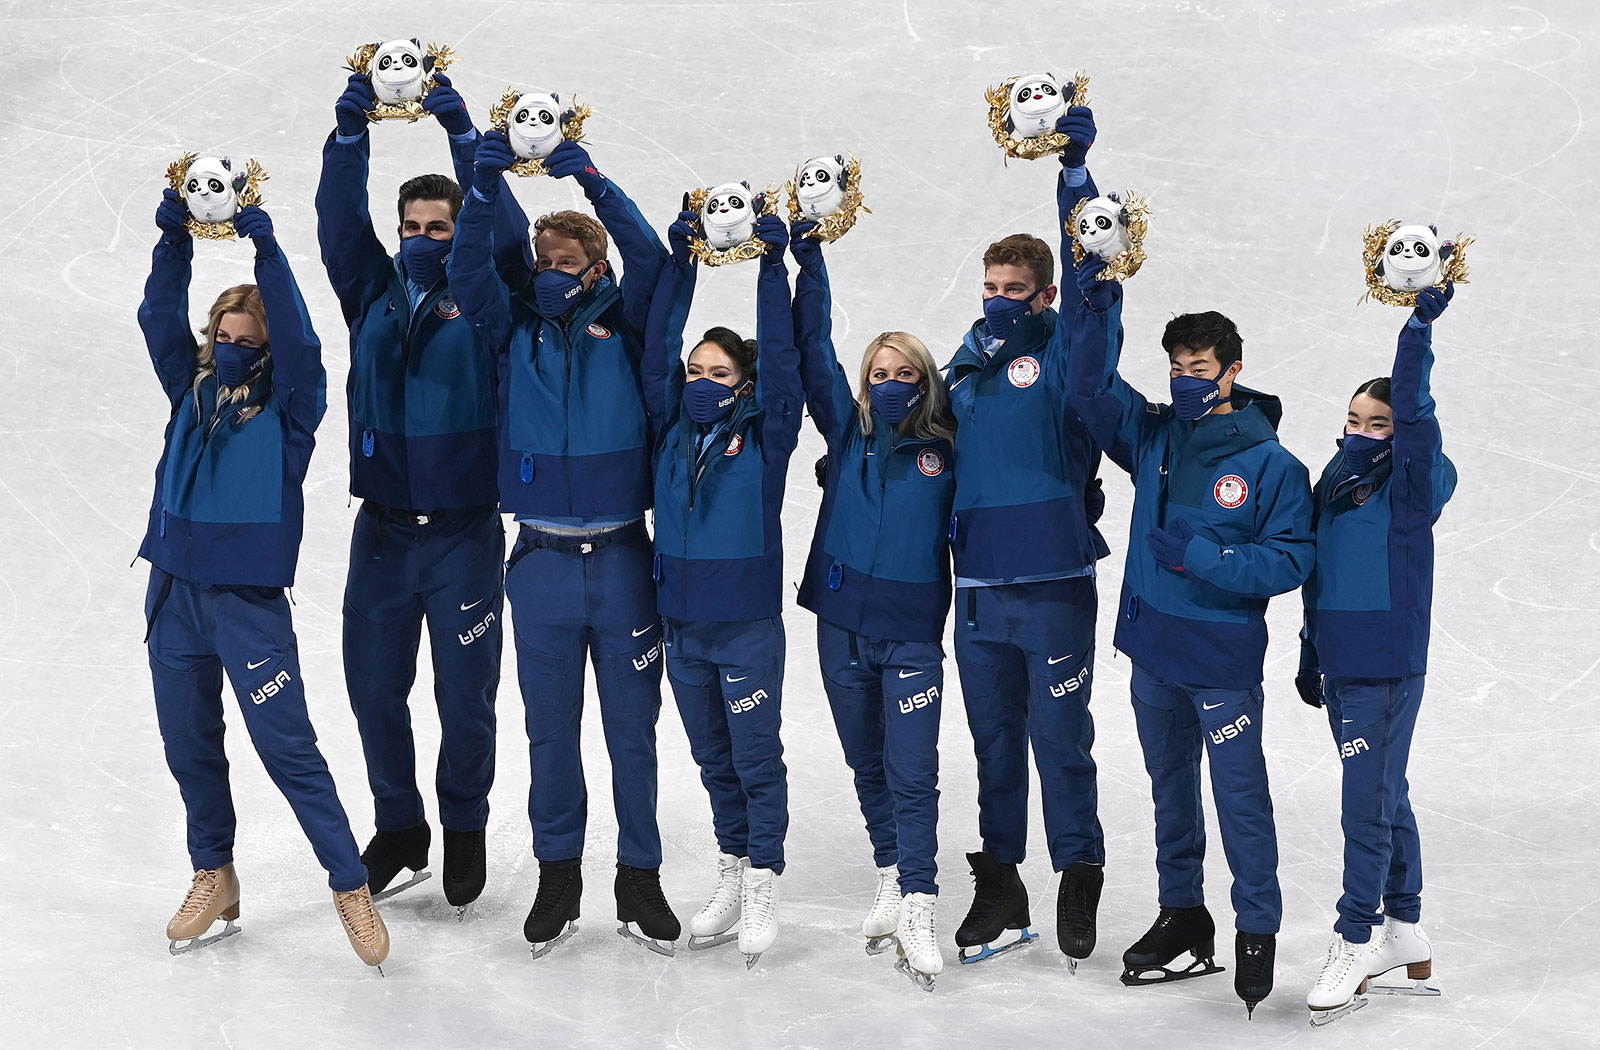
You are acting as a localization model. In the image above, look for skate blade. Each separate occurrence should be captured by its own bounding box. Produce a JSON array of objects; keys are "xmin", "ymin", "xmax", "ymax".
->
[
  {"xmin": 894, "ymin": 956, "xmax": 937, "ymax": 992},
  {"xmin": 168, "ymin": 919, "xmax": 241, "ymax": 956},
  {"xmin": 1309, "ymin": 995, "xmax": 1368, "ymax": 1027},
  {"xmin": 617, "ymin": 922, "xmax": 678, "ymax": 958},
  {"xmin": 529, "ymin": 921, "xmax": 578, "ymax": 960},
  {"xmin": 1366, "ymin": 978, "xmax": 1440, "ymax": 997},
  {"xmin": 865, "ymin": 934, "xmax": 898, "ymax": 956},
  {"xmin": 687, "ymin": 931, "xmax": 738, "ymax": 951},
  {"xmin": 372, "ymin": 870, "xmax": 433, "ymax": 903},
  {"xmin": 1119, "ymin": 954, "xmax": 1225, "ymax": 987},
  {"xmin": 957, "ymin": 927, "xmax": 1039, "ymax": 965},
  {"xmin": 454, "ymin": 902, "xmax": 477, "ymax": 924},
  {"xmin": 743, "ymin": 951, "xmax": 764, "ymax": 970}
]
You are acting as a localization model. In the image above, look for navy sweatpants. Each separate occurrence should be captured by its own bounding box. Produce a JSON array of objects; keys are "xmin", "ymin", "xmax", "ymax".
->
[
  {"xmin": 146, "ymin": 569, "xmax": 367, "ymax": 891},
  {"xmin": 504, "ymin": 522, "xmax": 664, "ymax": 868},
  {"xmin": 817, "ymin": 620, "xmax": 942, "ymax": 895},
  {"xmin": 665, "ymin": 616, "xmax": 789, "ymax": 874},
  {"xmin": 1325, "ymin": 674, "xmax": 1425, "ymax": 942},
  {"xmin": 343, "ymin": 503, "xmax": 503, "ymax": 833},
  {"xmin": 953, "ymin": 576, "xmax": 1103, "ymax": 870},
  {"xmin": 1129, "ymin": 665, "xmax": 1281, "ymax": 935}
]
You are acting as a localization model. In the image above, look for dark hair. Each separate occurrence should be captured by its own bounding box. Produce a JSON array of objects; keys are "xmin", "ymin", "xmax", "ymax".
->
[
  {"xmin": 1162, "ymin": 311, "xmax": 1243, "ymax": 370},
  {"xmin": 694, "ymin": 326, "xmax": 758, "ymax": 383},
  {"xmin": 982, "ymin": 233, "xmax": 1055, "ymax": 294},
  {"xmin": 1352, "ymin": 376, "xmax": 1391, "ymax": 407},
  {"xmin": 396, "ymin": 173, "xmax": 464, "ymax": 224}
]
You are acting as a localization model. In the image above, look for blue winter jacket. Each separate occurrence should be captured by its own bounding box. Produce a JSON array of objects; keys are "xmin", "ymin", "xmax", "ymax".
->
[
  {"xmin": 1303, "ymin": 319, "xmax": 1457, "ymax": 678},
  {"xmin": 643, "ymin": 253, "xmax": 804, "ymax": 624},
  {"xmin": 792, "ymin": 253, "xmax": 955, "ymax": 644},
  {"xmin": 137, "ymin": 236, "xmax": 327, "ymax": 589},
  {"xmin": 448, "ymin": 173, "xmax": 667, "ymax": 521},
  {"xmin": 1068, "ymin": 287, "xmax": 1315, "ymax": 689}
]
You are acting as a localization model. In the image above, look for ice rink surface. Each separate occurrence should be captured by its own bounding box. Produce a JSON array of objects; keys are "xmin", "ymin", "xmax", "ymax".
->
[{"xmin": 3, "ymin": 1, "xmax": 1597, "ymax": 1047}]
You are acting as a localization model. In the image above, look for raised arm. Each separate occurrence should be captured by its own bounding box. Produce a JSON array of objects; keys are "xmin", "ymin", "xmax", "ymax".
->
[
  {"xmin": 446, "ymin": 134, "xmax": 519, "ymax": 355},
  {"xmin": 1392, "ymin": 284, "xmax": 1458, "ymax": 519},
  {"xmin": 752, "ymin": 217, "xmax": 804, "ymax": 457},
  {"xmin": 138, "ymin": 190, "xmax": 200, "ymax": 404},
  {"xmin": 1064, "ymin": 257, "xmax": 1151, "ymax": 476},
  {"xmin": 788, "ymin": 223, "xmax": 856, "ymax": 449},
  {"xmin": 235, "ymin": 206, "xmax": 326, "ymax": 432},
  {"xmin": 1055, "ymin": 106, "xmax": 1099, "ymax": 270},
  {"xmin": 427, "ymin": 73, "xmax": 536, "ymax": 282},
  {"xmin": 641, "ymin": 211, "xmax": 698, "ymax": 434},
  {"xmin": 1177, "ymin": 456, "xmax": 1316, "ymax": 598},
  {"xmin": 315, "ymin": 74, "xmax": 394, "ymax": 325}
]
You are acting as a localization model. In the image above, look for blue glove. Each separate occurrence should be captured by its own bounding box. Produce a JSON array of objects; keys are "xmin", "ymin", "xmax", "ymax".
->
[
  {"xmin": 155, "ymin": 187, "xmax": 190, "ymax": 240},
  {"xmin": 421, "ymin": 72, "xmax": 473, "ymax": 137},
  {"xmin": 1146, "ymin": 518, "xmax": 1195, "ymax": 572},
  {"xmin": 754, "ymin": 214, "xmax": 788, "ymax": 265},
  {"xmin": 1084, "ymin": 477, "xmax": 1105, "ymax": 525},
  {"xmin": 472, "ymin": 130, "xmax": 515, "ymax": 200},
  {"xmin": 334, "ymin": 72, "xmax": 376, "ymax": 137},
  {"xmin": 1073, "ymin": 257, "xmax": 1119, "ymax": 312},
  {"xmin": 1295, "ymin": 635, "xmax": 1324, "ymax": 708},
  {"xmin": 545, "ymin": 140, "xmax": 606, "ymax": 197},
  {"xmin": 232, "ymin": 205, "xmax": 276, "ymax": 254},
  {"xmin": 1056, "ymin": 105, "xmax": 1096, "ymax": 168},
  {"xmin": 1411, "ymin": 281, "xmax": 1453, "ymax": 326},
  {"xmin": 789, "ymin": 220, "xmax": 823, "ymax": 272},
  {"xmin": 668, "ymin": 194, "xmax": 698, "ymax": 267}
]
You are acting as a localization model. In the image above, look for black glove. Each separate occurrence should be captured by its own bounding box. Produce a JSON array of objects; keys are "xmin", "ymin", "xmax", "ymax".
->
[
  {"xmin": 1295, "ymin": 636, "xmax": 1324, "ymax": 708},
  {"xmin": 814, "ymin": 454, "xmax": 828, "ymax": 489}
]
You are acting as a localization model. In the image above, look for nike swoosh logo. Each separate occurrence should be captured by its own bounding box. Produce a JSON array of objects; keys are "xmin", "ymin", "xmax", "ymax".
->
[
  {"xmin": 1341, "ymin": 718, "xmax": 1353, "ymax": 724},
  {"xmin": 1202, "ymin": 700, "xmax": 1226, "ymax": 711},
  {"xmin": 460, "ymin": 598, "xmax": 485, "ymax": 611},
  {"xmin": 726, "ymin": 674, "xmax": 748, "ymax": 683},
  {"xmin": 1046, "ymin": 655, "xmax": 1073, "ymax": 665},
  {"xmin": 247, "ymin": 658, "xmax": 271, "ymax": 670},
  {"xmin": 950, "ymin": 376, "xmax": 970, "ymax": 390},
  {"xmin": 632, "ymin": 625, "xmax": 654, "ymax": 637},
  {"xmin": 897, "ymin": 669, "xmax": 923, "ymax": 679}
]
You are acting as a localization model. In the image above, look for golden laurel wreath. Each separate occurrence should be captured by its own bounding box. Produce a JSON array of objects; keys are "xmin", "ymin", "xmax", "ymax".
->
[
  {"xmin": 344, "ymin": 41, "xmax": 456, "ymax": 123},
  {"xmin": 1359, "ymin": 219, "xmax": 1473, "ymax": 307},
  {"xmin": 1067, "ymin": 192, "xmax": 1152, "ymax": 282},
  {"xmin": 685, "ymin": 185, "xmax": 782, "ymax": 266},
  {"xmin": 487, "ymin": 88, "xmax": 593, "ymax": 177},
  {"xmin": 784, "ymin": 154, "xmax": 871, "ymax": 243},
  {"xmin": 985, "ymin": 70, "xmax": 1092, "ymax": 162},
  {"xmin": 166, "ymin": 153, "xmax": 270, "ymax": 241}
]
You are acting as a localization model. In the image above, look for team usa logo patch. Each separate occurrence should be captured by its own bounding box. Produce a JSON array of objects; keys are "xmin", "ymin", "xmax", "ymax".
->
[
  {"xmin": 434, "ymin": 295, "xmax": 461, "ymax": 319},
  {"xmin": 917, "ymin": 448, "xmax": 945, "ymax": 477},
  {"xmin": 1214, "ymin": 474, "xmax": 1248, "ymax": 508},
  {"xmin": 586, "ymin": 322, "xmax": 613, "ymax": 339},
  {"xmin": 1007, "ymin": 355, "xmax": 1040, "ymax": 388},
  {"xmin": 724, "ymin": 433, "xmax": 744, "ymax": 456},
  {"xmin": 1353, "ymin": 483, "xmax": 1376, "ymax": 505}
]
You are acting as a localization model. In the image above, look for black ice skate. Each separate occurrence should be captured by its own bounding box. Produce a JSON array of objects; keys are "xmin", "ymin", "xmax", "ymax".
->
[
  {"xmin": 1235, "ymin": 931, "xmax": 1276, "ymax": 1018},
  {"xmin": 615, "ymin": 864, "xmax": 681, "ymax": 958},
  {"xmin": 525, "ymin": 857, "xmax": 582, "ymax": 959},
  {"xmin": 442, "ymin": 828, "xmax": 486, "ymax": 919},
  {"xmin": 1056, "ymin": 861, "xmax": 1103, "ymax": 974},
  {"xmin": 1120, "ymin": 905, "xmax": 1225, "ymax": 986},
  {"xmin": 362, "ymin": 823, "xmax": 433, "ymax": 902},
  {"xmin": 954, "ymin": 851, "xmax": 1038, "ymax": 965}
]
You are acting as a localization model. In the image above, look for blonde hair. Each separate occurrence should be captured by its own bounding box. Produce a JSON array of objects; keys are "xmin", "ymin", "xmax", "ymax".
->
[
  {"xmin": 194, "ymin": 284, "xmax": 269, "ymax": 422},
  {"xmin": 855, "ymin": 332, "xmax": 956, "ymax": 443}
]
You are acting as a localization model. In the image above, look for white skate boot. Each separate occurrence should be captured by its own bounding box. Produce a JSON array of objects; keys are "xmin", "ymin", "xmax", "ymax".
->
[
  {"xmin": 1366, "ymin": 917, "xmax": 1439, "ymax": 996},
  {"xmin": 167, "ymin": 865, "xmax": 242, "ymax": 955},
  {"xmin": 688, "ymin": 854, "xmax": 745, "ymax": 951},
  {"xmin": 894, "ymin": 892, "xmax": 943, "ymax": 992},
  {"xmin": 1307, "ymin": 933, "xmax": 1374, "ymax": 1026},
  {"xmin": 739, "ymin": 865, "xmax": 779, "ymax": 969},
  {"xmin": 863, "ymin": 865, "xmax": 901, "ymax": 955}
]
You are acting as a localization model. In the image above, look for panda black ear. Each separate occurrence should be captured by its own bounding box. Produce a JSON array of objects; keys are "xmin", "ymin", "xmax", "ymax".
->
[
  {"xmin": 410, "ymin": 37, "xmax": 422, "ymax": 49},
  {"xmin": 1003, "ymin": 114, "xmax": 1017, "ymax": 134},
  {"xmin": 1107, "ymin": 191, "xmax": 1122, "ymax": 204},
  {"xmin": 1429, "ymin": 224, "xmax": 1439, "ymax": 236},
  {"xmin": 1118, "ymin": 206, "xmax": 1131, "ymax": 228},
  {"xmin": 834, "ymin": 153, "xmax": 846, "ymax": 168},
  {"xmin": 1375, "ymin": 259, "xmax": 1386, "ymax": 277},
  {"xmin": 740, "ymin": 180, "xmax": 751, "ymax": 191},
  {"xmin": 423, "ymin": 54, "xmax": 436, "ymax": 73},
  {"xmin": 751, "ymin": 192, "xmax": 767, "ymax": 214},
  {"xmin": 1439, "ymin": 241, "xmax": 1455, "ymax": 260},
  {"xmin": 220, "ymin": 157, "xmax": 232, "ymax": 172},
  {"xmin": 231, "ymin": 170, "xmax": 248, "ymax": 193}
]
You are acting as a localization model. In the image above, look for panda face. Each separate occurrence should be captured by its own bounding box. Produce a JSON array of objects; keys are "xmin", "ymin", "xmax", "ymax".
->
[
  {"xmin": 796, "ymin": 157, "xmax": 846, "ymax": 219},
  {"xmin": 370, "ymin": 39, "xmax": 426, "ymax": 104},
  {"xmin": 506, "ymin": 92, "xmax": 564, "ymax": 160},
  {"xmin": 183, "ymin": 157, "xmax": 239, "ymax": 224},
  {"xmin": 702, "ymin": 183, "xmax": 756, "ymax": 249},
  {"xmin": 1010, "ymin": 73, "xmax": 1066, "ymax": 139},
  {"xmin": 1381, "ymin": 224, "xmax": 1442, "ymax": 291},
  {"xmin": 1075, "ymin": 197, "xmax": 1131, "ymax": 260}
]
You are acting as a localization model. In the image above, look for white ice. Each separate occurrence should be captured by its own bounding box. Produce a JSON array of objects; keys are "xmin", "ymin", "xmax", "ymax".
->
[{"xmin": 2, "ymin": 2, "xmax": 1597, "ymax": 1048}]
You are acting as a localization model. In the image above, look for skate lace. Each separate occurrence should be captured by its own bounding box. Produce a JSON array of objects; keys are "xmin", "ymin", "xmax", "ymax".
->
[
  {"xmin": 628, "ymin": 869, "xmax": 672, "ymax": 915},
  {"xmin": 1320, "ymin": 937, "xmax": 1358, "ymax": 986},
  {"xmin": 532, "ymin": 867, "xmax": 574, "ymax": 916},
  {"xmin": 175, "ymin": 869, "xmax": 222, "ymax": 921},
  {"xmin": 336, "ymin": 889, "xmax": 381, "ymax": 942},
  {"xmin": 743, "ymin": 878, "xmax": 776, "ymax": 925},
  {"xmin": 870, "ymin": 868, "xmax": 901, "ymax": 917},
  {"xmin": 1058, "ymin": 870, "xmax": 1094, "ymax": 937},
  {"xmin": 902, "ymin": 896, "xmax": 937, "ymax": 952}
]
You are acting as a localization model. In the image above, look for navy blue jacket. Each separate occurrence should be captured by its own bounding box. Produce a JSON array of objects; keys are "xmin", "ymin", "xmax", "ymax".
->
[
  {"xmin": 792, "ymin": 254, "xmax": 955, "ymax": 644},
  {"xmin": 644, "ymin": 254, "xmax": 803, "ymax": 624},
  {"xmin": 448, "ymin": 175, "xmax": 667, "ymax": 521},
  {"xmin": 1304, "ymin": 320, "xmax": 1457, "ymax": 678},
  {"xmin": 137, "ymin": 236, "xmax": 327, "ymax": 588}
]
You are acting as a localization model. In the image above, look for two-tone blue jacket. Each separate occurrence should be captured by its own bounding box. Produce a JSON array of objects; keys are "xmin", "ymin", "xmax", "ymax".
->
[
  {"xmin": 1069, "ymin": 288, "xmax": 1314, "ymax": 689},
  {"xmin": 137, "ymin": 236, "xmax": 327, "ymax": 589},
  {"xmin": 792, "ymin": 253, "xmax": 955, "ymax": 644},
  {"xmin": 643, "ymin": 253, "xmax": 803, "ymax": 624},
  {"xmin": 316, "ymin": 128, "xmax": 531, "ymax": 512},
  {"xmin": 1303, "ymin": 320, "xmax": 1457, "ymax": 678},
  {"xmin": 448, "ymin": 174, "xmax": 667, "ymax": 521}
]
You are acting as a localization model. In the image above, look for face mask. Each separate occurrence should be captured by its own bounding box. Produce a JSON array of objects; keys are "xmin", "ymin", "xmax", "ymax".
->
[
  {"xmin": 868, "ymin": 379, "xmax": 922, "ymax": 424},
  {"xmin": 533, "ymin": 261, "xmax": 598, "ymax": 318},
  {"xmin": 214, "ymin": 341, "xmax": 267, "ymax": 388},
  {"xmin": 1170, "ymin": 374, "xmax": 1224, "ymax": 420},
  {"xmin": 982, "ymin": 293, "xmax": 1035, "ymax": 343},
  {"xmin": 683, "ymin": 377, "xmax": 740, "ymax": 425},
  {"xmin": 399, "ymin": 234, "xmax": 451, "ymax": 290},
  {"xmin": 1341, "ymin": 430, "xmax": 1393, "ymax": 476}
]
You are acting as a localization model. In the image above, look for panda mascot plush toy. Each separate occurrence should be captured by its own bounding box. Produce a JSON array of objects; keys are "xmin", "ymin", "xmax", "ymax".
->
[
  {"xmin": 795, "ymin": 155, "xmax": 847, "ymax": 220},
  {"xmin": 702, "ymin": 183, "xmax": 762, "ymax": 250},
  {"xmin": 369, "ymin": 38, "xmax": 429, "ymax": 104},
  {"xmin": 1007, "ymin": 73, "xmax": 1067, "ymax": 139},
  {"xmin": 505, "ymin": 91, "xmax": 569, "ymax": 161},
  {"xmin": 182, "ymin": 157, "xmax": 248, "ymax": 225},
  {"xmin": 1379, "ymin": 224, "xmax": 1450, "ymax": 292}
]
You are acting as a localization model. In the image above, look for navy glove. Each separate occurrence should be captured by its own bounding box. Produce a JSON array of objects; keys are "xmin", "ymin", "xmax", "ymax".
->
[
  {"xmin": 1146, "ymin": 518, "xmax": 1196, "ymax": 572},
  {"xmin": 1294, "ymin": 668, "xmax": 1325, "ymax": 709},
  {"xmin": 789, "ymin": 220, "xmax": 823, "ymax": 272},
  {"xmin": 472, "ymin": 130, "xmax": 515, "ymax": 200},
  {"xmin": 1084, "ymin": 477, "xmax": 1105, "ymax": 525},
  {"xmin": 814, "ymin": 453, "xmax": 829, "ymax": 489},
  {"xmin": 334, "ymin": 72, "xmax": 376, "ymax": 137},
  {"xmin": 754, "ymin": 214, "xmax": 788, "ymax": 265},
  {"xmin": 155, "ymin": 187, "xmax": 190, "ymax": 240},
  {"xmin": 1057, "ymin": 104, "xmax": 1096, "ymax": 168},
  {"xmin": 668, "ymin": 194, "xmax": 698, "ymax": 267},
  {"xmin": 1411, "ymin": 281, "xmax": 1454, "ymax": 326},
  {"xmin": 1073, "ymin": 257, "xmax": 1119, "ymax": 312},
  {"xmin": 546, "ymin": 140, "xmax": 607, "ymax": 197},
  {"xmin": 232, "ymin": 205, "xmax": 276, "ymax": 254},
  {"xmin": 421, "ymin": 72, "xmax": 473, "ymax": 137}
]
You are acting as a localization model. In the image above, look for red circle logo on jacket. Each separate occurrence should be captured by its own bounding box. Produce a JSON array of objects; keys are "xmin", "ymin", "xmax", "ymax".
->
[
  {"xmin": 918, "ymin": 448, "xmax": 945, "ymax": 476},
  {"xmin": 1007, "ymin": 356, "xmax": 1040, "ymax": 388},
  {"xmin": 724, "ymin": 434, "xmax": 743, "ymax": 456},
  {"xmin": 1214, "ymin": 475, "xmax": 1248, "ymax": 508},
  {"xmin": 1353, "ymin": 483, "xmax": 1375, "ymax": 505},
  {"xmin": 434, "ymin": 295, "xmax": 461, "ymax": 319},
  {"xmin": 586, "ymin": 322, "xmax": 613, "ymax": 339}
]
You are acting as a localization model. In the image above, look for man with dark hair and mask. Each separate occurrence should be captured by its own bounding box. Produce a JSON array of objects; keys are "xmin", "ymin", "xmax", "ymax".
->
[{"xmin": 314, "ymin": 70, "xmax": 529, "ymax": 918}]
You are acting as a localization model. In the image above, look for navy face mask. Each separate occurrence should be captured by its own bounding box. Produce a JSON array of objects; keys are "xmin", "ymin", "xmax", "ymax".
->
[
  {"xmin": 868, "ymin": 380, "xmax": 922, "ymax": 424},
  {"xmin": 683, "ymin": 377, "xmax": 740, "ymax": 425},
  {"xmin": 214, "ymin": 341, "xmax": 267, "ymax": 388},
  {"xmin": 982, "ymin": 293, "xmax": 1035, "ymax": 343},
  {"xmin": 399, "ymin": 234, "xmax": 451, "ymax": 289},
  {"xmin": 533, "ymin": 260, "xmax": 599, "ymax": 318},
  {"xmin": 1341, "ymin": 431, "xmax": 1393, "ymax": 476},
  {"xmin": 1170, "ymin": 374, "xmax": 1223, "ymax": 420}
]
